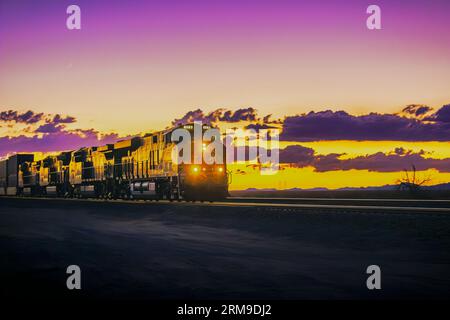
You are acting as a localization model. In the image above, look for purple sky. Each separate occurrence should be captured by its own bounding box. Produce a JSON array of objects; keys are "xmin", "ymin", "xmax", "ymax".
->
[{"xmin": 1, "ymin": 0, "xmax": 449, "ymax": 133}]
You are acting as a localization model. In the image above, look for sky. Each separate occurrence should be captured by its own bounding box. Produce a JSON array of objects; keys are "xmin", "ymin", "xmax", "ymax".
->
[{"xmin": 1, "ymin": 0, "xmax": 449, "ymax": 190}]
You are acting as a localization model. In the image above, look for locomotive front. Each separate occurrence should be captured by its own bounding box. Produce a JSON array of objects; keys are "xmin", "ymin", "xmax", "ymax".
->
[{"xmin": 174, "ymin": 123, "xmax": 229, "ymax": 200}]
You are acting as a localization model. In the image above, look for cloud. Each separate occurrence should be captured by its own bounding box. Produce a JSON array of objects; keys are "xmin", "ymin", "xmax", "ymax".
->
[
  {"xmin": 1, "ymin": 109, "xmax": 78, "ymax": 128},
  {"xmin": 261, "ymin": 114, "xmax": 282, "ymax": 124},
  {"xmin": 281, "ymin": 104, "xmax": 450, "ymax": 141},
  {"xmin": 220, "ymin": 108, "xmax": 258, "ymax": 122},
  {"xmin": 0, "ymin": 129, "xmax": 122, "ymax": 157},
  {"xmin": 244, "ymin": 123, "xmax": 277, "ymax": 130},
  {"xmin": 313, "ymin": 152, "xmax": 450, "ymax": 173},
  {"xmin": 0, "ymin": 110, "xmax": 44, "ymax": 124},
  {"xmin": 49, "ymin": 114, "xmax": 77, "ymax": 124},
  {"xmin": 279, "ymin": 145, "xmax": 315, "ymax": 166},
  {"xmin": 431, "ymin": 104, "xmax": 450, "ymax": 123},
  {"xmin": 172, "ymin": 107, "xmax": 261, "ymax": 126},
  {"xmin": 33, "ymin": 114, "xmax": 77, "ymax": 134},
  {"xmin": 3, "ymin": 104, "xmax": 450, "ymax": 166},
  {"xmin": 398, "ymin": 104, "xmax": 434, "ymax": 119},
  {"xmin": 35, "ymin": 123, "xmax": 64, "ymax": 133},
  {"xmin": 231, "ymin": 144, "xmax": 450, "ymax": 173},
  {"xmin": 173, "ymin": 105, "xmax": 450, "ymax": 142},
  {"xmin": 279, "ymin": 145, "xmax": 450, "ymax": 173},
  {"xmin": 0, "ymin": 109, "xmax": 123, "ymax": 157},
  {"xmin": 171, "ymin": 109, "xmax": 208, "ymax": 126}
]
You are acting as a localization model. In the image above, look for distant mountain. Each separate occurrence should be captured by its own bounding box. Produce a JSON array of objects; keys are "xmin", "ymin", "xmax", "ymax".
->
[
  {"xmin": 333, "ymin": 185, "xmax": 397, "ymax": 191},
  {"xmin": 422, "ymin": 183, "xmax": 450, "ymax": 190}
]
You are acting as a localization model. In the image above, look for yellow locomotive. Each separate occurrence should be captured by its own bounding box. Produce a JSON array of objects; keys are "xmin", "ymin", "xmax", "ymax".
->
[{"xmin": 0, "ymin": 123, "xmax": 229, "ymax": 201}]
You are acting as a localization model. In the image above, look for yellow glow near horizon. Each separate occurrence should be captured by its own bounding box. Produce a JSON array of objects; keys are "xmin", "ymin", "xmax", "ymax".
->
[{"xmin": 228, "ymin": 165, "xmax": 449, "ymax": 190}]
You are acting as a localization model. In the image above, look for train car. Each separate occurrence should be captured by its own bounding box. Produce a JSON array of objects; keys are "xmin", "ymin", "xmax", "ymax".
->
[
  {"xmin": 1, "ymin": 122, "xmax": 229, "ymax": 200},
  {"xmin": 36, "ymin": 155, "xmax": 64, "ymax": 196},
  {"xmin": 45, "ymin": 151, "xmax": 72, "ymax": 197},
  {"xmin": 18, "ymin": 159, "xmax": 38, "ymax": 196},
  {"xmin": 0, "ymin": 159, "xmax": 7, "ymax": 195},
  {"xmin": 90, "ymin": 144, "xmax": 115, "ymax": 197},
  {"xmin": 122, "ymin": 131, "xmax": 177, "ymax": 200},
  {"xmin": 6, "ymin": 154, "xmax": 34, "ymax": 195}
]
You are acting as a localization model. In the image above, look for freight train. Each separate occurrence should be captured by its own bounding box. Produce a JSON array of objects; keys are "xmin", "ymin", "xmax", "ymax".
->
[{"xmin": 0, "ymin": 123, "xmax": 229, "ymax": 200}]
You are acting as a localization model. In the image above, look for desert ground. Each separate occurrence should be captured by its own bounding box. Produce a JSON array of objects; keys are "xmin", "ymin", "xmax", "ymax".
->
[{"xmin": 1, "ymin": 197, "xmax": 450, "ymax": 300}]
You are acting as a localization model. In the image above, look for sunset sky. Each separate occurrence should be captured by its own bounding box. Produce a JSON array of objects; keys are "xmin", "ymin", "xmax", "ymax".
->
[{"xmin": 1, "ymin": 0, "xmax": 449, "ymax": 190}]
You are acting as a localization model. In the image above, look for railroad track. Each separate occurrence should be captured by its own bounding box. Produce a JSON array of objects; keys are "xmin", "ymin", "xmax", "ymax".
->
[
  {"xmin": 2, "ymin": 196, "xmax": 450, "ymax": 214},
  {"xmin": 227, "ymin": 196, "xmax": 450, "ymax": 208}
]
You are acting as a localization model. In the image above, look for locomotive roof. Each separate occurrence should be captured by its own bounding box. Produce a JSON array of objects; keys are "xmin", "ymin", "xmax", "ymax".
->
[{"xmin": 2, "ymin": 122, "xmax": 218, "ymax": 163}]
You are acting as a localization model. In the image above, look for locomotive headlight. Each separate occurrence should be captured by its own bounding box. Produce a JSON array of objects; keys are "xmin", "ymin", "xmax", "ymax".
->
[
  {"xmin": 202, "ymin": 167, "xmax": 206, "ymax": 172},
  {"xmin": 218, "ymin": 167, "xmax": 223, "ymax": 172},
  {"xmin": 192, "ymin": 166, "xmax": 199, "ymax": 173}
]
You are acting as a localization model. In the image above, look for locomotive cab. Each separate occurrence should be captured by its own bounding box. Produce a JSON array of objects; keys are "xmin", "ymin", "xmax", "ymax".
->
[{"xmin": 173, "ymin": 123, "xmax": 229, "ymax": 200}]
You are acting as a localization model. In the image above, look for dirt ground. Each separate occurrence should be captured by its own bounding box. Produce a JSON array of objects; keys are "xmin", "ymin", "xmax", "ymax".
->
[{"xmin": 1, "ymin": 197, "xmax": 450, "ymax": 300}]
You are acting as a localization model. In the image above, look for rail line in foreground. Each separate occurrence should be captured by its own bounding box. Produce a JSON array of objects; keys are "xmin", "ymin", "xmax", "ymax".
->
[
  {"xmin": 2, "ymin": 196, "xmax": 450, "ymax": 214},
  {"xmin": 229, "ymin": 196, "xmax": 450, "ymax": 203},
  {"xmin": 227, "ymin": 196, "xmax": 450, "ymax": 209}
]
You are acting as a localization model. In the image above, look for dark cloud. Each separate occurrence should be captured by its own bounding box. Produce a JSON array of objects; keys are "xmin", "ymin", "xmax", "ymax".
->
[
  {"xmin": 279, "ymin": 145, "xmax": 450, "ymax": 173},
  {"xmin": 172, "ymin": 107, "xmax": 261, "ymax": 126},
  {"xmin": 0, "ymin": 110, "xmax": 44, "ymax": 124},
  {"xmin": 313, "ymin": 152, "xmax": 450, "ymax": 173},
  {"xmin": 221, "ymin": 108, "xmax": 258, "ymax": 122},
  {"xmin": 0, "ymin": 129, "xmax": 122, "ymax": 157},
  {"xmin": 234, "ymin": 169, "xmax": 247, "ymax": 175},
  {"xmin": 261, "ymin": 114, "xmax": 282, "ymax": 124},
  {"xmin": 171, "ymin": 109, "xmax": 208, "ymax": 126},
  {"xmin": 262, "ymin": 114, "xmax": 272, "ymax": 123},
  {"xmin": 0, "ymin": 108, "xmax": 124, "ymax": 156},
  {"xmin": 35, "ymin": 123, "xmax": 64, "ymax": 133},
  {"xmin": 173, "ymin": 104, "xmax": 450, "ymax": 141},
  {"xmin": 3, "ymin": 105, "xmax": 450, "ymax": 170},
  {"xmin": 1, "ymin": 109, "xmax": 77, "ymax": 127},
  {"xmin": 281, "ymin": 105, "xmax": 450, "ymax": 141},
  {"xmin": 432, "ymin": 104, "xmax": 450, "ymax": 123},
  {"xmin": 279, "ymin": 145, "xmax": 315, "ymax": 166},
  {"xmin": 49, "ymin": 114, "xmax": 77, "ymax": 124},
  {"xmin": 400, "ymin": 104, "xmax": 433, "ymax": 118},
  {"xmin": 231, "ymin": 144, "xmax": 450, "ymax": 173},
  {"xmin": 244, "ymin": 123, "xmax": 277, "ymax": 131}
]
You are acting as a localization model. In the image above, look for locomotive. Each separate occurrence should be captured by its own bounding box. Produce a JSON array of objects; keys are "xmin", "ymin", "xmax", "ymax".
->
[{"xmin": 0, "ymin": 123, "xmax": 229, "ymax": 200}]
